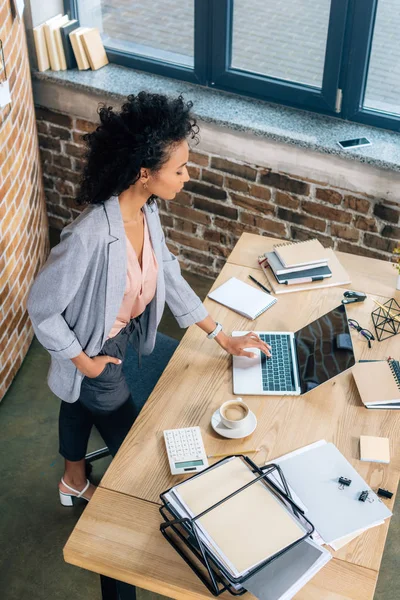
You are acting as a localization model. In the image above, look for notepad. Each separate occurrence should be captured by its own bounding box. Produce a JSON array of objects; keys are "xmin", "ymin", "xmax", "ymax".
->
[
  {"xmin": 274, "ymin": 239, "xmax": 330, "ymax": 269},
  {"xmin": 173, "ymin": 457, "xmax": 305, "ymax": 576},
  {"xmin": 352, "ymin": 360, "xmax": 400, "ymax": 409},
  {"xmin": 207, "ymin": 277, "xmax": 277, "ymax": 319},
  {"xmin": 360, "ymin": 436, "xmax": 390, "ymax": 463}
]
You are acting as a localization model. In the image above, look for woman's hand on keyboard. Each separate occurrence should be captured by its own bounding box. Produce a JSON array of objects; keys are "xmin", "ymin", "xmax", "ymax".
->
[{"xmin": 216, "ymin": 332, "xmax": 272, "ymax": 358}]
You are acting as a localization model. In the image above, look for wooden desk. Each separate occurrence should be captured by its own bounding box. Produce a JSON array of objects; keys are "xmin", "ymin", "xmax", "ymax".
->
[
  {"xmin": 64, "ymin": 234, "xmax": 399, "ymax": 599},
  {"xmin": 65, "ymin": 488, "xmax": 377, "ymax": 600}
]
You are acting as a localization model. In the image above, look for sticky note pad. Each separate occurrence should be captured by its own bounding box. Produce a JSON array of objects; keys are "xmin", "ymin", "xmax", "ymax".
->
[{"xmin": 360, "ymin": 436, "xmax": 390, "ymax": 464}]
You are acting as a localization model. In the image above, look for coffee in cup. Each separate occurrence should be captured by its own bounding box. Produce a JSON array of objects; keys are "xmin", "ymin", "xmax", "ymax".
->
[{"xmin": 219, "ymin": 398, "xmax": 251, "ymax": 430}]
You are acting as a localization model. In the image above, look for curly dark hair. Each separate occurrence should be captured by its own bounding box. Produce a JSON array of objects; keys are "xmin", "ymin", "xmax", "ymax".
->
[{"xmin": 75, "ymin": 91, "xmax": 199, "ymax": 205}]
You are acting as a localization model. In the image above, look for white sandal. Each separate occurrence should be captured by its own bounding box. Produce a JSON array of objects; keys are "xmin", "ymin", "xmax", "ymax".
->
[{"xmin": 59, "ymin": 477, "xmax": 91, "ymax": 506}]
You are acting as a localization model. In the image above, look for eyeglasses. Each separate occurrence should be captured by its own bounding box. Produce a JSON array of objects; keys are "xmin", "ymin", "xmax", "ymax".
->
[{"xmin": 348, "ymin": 319, "xmax": 375, "ymax": 348}]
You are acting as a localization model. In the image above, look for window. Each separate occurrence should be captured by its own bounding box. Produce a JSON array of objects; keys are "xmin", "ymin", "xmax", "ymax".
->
[{"xmin": 64, "ymin": 0, "xmax": 400, "ymax": 132}]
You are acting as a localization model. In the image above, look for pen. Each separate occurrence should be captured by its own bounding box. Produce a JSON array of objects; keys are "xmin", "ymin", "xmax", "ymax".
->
[
  {"xmin": 248, "ymin": 275, "xmax": 271, "ymax": 294},
  {"xmin": 207, "ymin": 449, "xmax": 261, "ymax": 459}
]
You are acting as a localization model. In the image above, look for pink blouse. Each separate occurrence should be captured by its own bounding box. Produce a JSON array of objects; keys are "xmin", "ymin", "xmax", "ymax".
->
[{"xmin": 107, "ymin": 217, "xmax": 158, "ymax": 339}]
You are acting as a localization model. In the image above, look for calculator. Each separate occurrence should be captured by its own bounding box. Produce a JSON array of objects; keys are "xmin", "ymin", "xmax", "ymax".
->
[{"xmin": 163, "ymin": 427, "xmax": 209, "ymax": 475}]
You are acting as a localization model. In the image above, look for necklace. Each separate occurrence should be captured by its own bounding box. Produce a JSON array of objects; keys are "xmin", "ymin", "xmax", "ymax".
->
[{"xmin": 122, "ymin": 211, "xmax": 144, "ymax": 225}]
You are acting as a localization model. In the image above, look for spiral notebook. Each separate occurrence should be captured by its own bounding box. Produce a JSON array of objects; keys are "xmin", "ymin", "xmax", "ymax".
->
[
  {"xmin": 274, "ymin": 239, "xmax": 330, "ymax": 269},
  {"xmin": 352, "ymin": 359, "xmax": 400, "ymax": 409},
  {"xmin": 208, "ymin": 277, "xmax": 277, "ymax": 320}
]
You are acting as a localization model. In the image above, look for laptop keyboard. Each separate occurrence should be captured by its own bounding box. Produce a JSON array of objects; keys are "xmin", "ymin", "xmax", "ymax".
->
[{"xmin": 259, "ymin": 333, "xmax": 297, "ymax": 392}]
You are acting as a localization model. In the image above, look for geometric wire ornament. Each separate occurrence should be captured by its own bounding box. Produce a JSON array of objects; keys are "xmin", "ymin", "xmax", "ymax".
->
[{"xmin": 371, "ymin": 298, "xmax": 400, "ymax": 342}]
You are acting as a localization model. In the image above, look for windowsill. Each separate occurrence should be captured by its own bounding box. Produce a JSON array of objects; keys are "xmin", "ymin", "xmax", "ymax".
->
[{"xmin": 31, "ymin": 64, "xmax": 400, "ymax": 173}]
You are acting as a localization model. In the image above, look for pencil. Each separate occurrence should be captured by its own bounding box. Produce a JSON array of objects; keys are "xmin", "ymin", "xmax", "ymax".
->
[
  {"xmin": 207, "ymin": 449, "xmax": 260, "ymax": 459},
  {"xmin": 373, "ymin": 299, "xmax": 400, "ymax": 323}
]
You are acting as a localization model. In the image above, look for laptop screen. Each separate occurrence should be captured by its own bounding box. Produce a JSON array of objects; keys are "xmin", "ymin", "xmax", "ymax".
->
[{"xmin": 294, "ymin": 304, "xmax": 355, "ymax": 394}]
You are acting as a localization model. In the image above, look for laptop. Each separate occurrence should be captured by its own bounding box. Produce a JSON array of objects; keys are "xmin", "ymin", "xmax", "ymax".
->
[{"xmin": 232, "ymin": 304, "xmax": 355, "ymax": 396}]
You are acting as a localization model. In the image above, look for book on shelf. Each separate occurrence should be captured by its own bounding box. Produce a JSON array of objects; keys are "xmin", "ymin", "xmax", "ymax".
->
[
  {"xmin": 69, "ymin": 27, "xmax": 92, "ymax": 70},
  {"xmin": 43, "ymin": 13, "xmax": 64, "ymax": 71},
  {"xmin": 44, "ymin": 14, "xmax": 69, "ymax": 71},
  {"xmin": 81, "ymin": 28, "xmax": 109, "ymax": 70},
  {"xmin": 33, "ymin": 23, "xmax": 50, "ymax": 72},
  {"xmin": 60, "ymin": 19, "xmax": 80, "ymax": 69}
]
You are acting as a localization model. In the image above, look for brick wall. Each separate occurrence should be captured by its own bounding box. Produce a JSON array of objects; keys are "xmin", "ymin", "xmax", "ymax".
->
[
  {"xmin": 0, "ymin": 5, "xmax": 49, "ymax": 401},
  {"xmin": 35, "ymin": 107, "xmax": 400, "ymax": 280}
]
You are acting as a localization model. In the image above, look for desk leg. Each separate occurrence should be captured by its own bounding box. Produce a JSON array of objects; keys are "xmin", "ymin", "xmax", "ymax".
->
[{"xmin": 100, "ymin": 576, "xmax": 137, "ymax": 600}]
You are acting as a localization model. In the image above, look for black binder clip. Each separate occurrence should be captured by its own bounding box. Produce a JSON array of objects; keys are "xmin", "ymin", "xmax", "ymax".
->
[
  {"xmin": 338, "ymin": 477, "xmax": 351, "ymax": 490},
  {"xmin": 358, "ymin": 490, "xmax": 374, "ymax": 503},
  {"xmin": 377, "ymin": 488, "xmax": 393, "ymax": 499}
]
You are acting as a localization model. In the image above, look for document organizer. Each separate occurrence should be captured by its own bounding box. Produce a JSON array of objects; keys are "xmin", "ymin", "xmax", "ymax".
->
[{"xmin": 159, "ymin": 455, "xmax": 315, "ymax": 596}]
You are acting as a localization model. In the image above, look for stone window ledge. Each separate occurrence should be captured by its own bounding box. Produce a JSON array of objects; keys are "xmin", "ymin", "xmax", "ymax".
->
[{"xmin": 31, "ymin": 64, "xmax": 400, "ymax": 174}]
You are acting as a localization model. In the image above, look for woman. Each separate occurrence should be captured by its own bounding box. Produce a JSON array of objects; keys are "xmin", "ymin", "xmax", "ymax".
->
[{"xmin": 27, "ymin": 92, "xmax": 271, "ymax": 505}]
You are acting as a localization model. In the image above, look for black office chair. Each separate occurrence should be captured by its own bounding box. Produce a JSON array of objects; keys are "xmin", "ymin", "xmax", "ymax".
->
[{"xmin": 84, "ymin": 332, "xmax": 179, "ymax": 477}]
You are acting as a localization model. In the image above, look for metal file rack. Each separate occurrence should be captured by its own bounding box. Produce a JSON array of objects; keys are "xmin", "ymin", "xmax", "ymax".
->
[{"xmin": 159, "ymin": 455, "xmax": 315, "ymax": 596}]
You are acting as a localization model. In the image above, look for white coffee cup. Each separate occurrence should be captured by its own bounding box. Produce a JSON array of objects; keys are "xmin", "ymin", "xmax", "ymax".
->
[{"xmin": 219, "ymin": 398, "xmax": 251, "ymax": 430}]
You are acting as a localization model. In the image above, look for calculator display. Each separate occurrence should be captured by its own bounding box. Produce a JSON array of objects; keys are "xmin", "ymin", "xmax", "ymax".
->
[{"xmin": 175, "ymin": 459, "xmax": 204, "ymax": 468}]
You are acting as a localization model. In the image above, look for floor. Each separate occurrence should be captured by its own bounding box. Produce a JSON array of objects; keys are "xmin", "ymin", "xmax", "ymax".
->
[{"xmin": 0, "ymin": 269, "xmax": 399, "ymax": 599}]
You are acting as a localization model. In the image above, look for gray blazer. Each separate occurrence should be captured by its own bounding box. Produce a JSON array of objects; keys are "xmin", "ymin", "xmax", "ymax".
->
[{"xmin": 27, "ymin": 196, "xmax": 208, "ymax": 402}]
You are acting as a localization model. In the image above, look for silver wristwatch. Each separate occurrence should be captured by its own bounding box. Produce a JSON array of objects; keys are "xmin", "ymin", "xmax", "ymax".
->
[{"xmin": 207, "ymin": 322, "xmax": 223, "ymax": 339}]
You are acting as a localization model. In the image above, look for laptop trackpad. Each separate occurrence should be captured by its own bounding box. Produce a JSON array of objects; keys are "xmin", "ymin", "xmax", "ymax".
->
[{"xmin": 233, "ymin": 347, "xmax": 260, "ymax": 370}]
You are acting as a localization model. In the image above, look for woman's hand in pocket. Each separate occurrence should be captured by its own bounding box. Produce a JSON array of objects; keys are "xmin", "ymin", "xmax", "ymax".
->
[
  {"xmin": 71, "ymin": 351, "xmax": 122, "ymax": 378},
  {"xmin": 86, "ymin": 355, "xmax": 122, "ymax": 378}
]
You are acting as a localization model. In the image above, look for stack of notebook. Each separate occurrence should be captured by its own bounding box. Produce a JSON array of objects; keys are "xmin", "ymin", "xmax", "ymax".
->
[
  {"xmin": 162, "ymin": 457, "xmax": 331, "ymax": 599},
  {"xmin": 259, "ymin": 239, "xmax": 351, "ymax": 294},
  {"xmin": 33, "ymin": 14, "xmax": 109, "ymax": 72}
]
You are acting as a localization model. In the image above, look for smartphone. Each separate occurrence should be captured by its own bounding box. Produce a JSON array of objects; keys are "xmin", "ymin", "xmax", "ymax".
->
[{"xmin": 337, "ymin": 137, "xmax": 371, "ymax": 150}]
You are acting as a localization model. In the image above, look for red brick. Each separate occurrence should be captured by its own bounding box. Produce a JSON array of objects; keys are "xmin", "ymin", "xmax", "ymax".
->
[
  {"xmin": 274, "ymin": 191, "xmax": 300, "ymax": 210},
  {"xmin": 315, "ymin": 188, "xmax": 342, "ymax": 205},
  {"xmin": 168, "ymin": 203, "xmax": 211, "ymax": 225},
  {"xmin": 259, "ymin": 171, "xmax": 309, "ymax": 195},
  {"xmin": 336, "ymin": 241, "xmax": 388, "ymax": 260},
  {"xmin": 174, "ymin": 218, "xmax": 197, "ymax": 234},
  {"xmin": 74, "ymin": 118, "xmax": 96, "ymax": 133},
  {"xmin": 49, "ymin": 124, "xmax": 71, "ymax": 140},
  {"xmin": 187, "ymin": 165, "xmax": 200, "ymax": 179},
  {"xmin": 169, "ymin": 230, "xmax": 208, "ymax": 251},
  {"xmin": 193, "ymin": 197, "xmax": 237, "ymax": 219},
  {"xmin": 230, "ymin": 192, "xmax": 274, "ymax": 214},
  {"xmin": 374, "ymin": 204, "xmax": 400, "ymax": 223},
  {"xmin": 64, "ymin": 142, "xmax": 86, "ymax": 158},
  {"xmin": 180, "ymin": 248, "xmax": 210, "ymax": 266},
  {"xmin": 172, "ymin": 191, "xmax": 192, "ymax": 206},
  {"xmin": 381, "ymin": 225, "xmax": 400, "ymax": 240},
  {"xmin": 210, "ymin": 157, "xmax": 257, "ymax": 181},
  {"xmin": 202, "ymin": 170, "xmax": 224, "ymax": 187},
  {"xmin": 331, "ymin": 223, "xmax": 359, "ymax": 241},
  {"xmin": 240, "ymin": 212, "xmax": 287, "ymax": 236},
  {"xmin": 354, "ymin": 216, "xmax": 378, "ymax": 232},
  {"xmin": 225, "ymin": 176, "xmax": 249, "ymax": 193},
  {"xmin": 185, "ymin": 180, "xmax": 227, "ymax": 201},
  {"xmin": 188, "ymin": 150, "xmax": 209, "ymax": 167},
  {"xmin": 277, "ymin": 207, "xmax": 326, "ymax": 232},
  {"xmin": 38, "ymin": 134, "xmax": 61, "ymax": 152},
  {"xmin": 364, "ymin": 233, "xmax": 397, "ymax": 253},
  {"xmin": 290, "ymin": 227, "xmax": 333, "ymax": 247},
  {"xmin": 249, "ymin": 184, "xmax": 271, "ymax": 201},
  {"xmin": 302, "ymin": 200, "xmax": 351, "ymax": 223},
  {"xmin": 35, "ymin": 107, "xmax": 72, "ymax": 128},
  {"xmin": 204, "ymin": 230, "xmax": 230, "ymax": 245}
]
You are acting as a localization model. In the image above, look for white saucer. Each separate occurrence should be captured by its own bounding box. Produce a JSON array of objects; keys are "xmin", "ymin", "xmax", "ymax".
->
[{"xmin": 211, "ymin": 408, "xmax": 257, "ymax": 439}]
